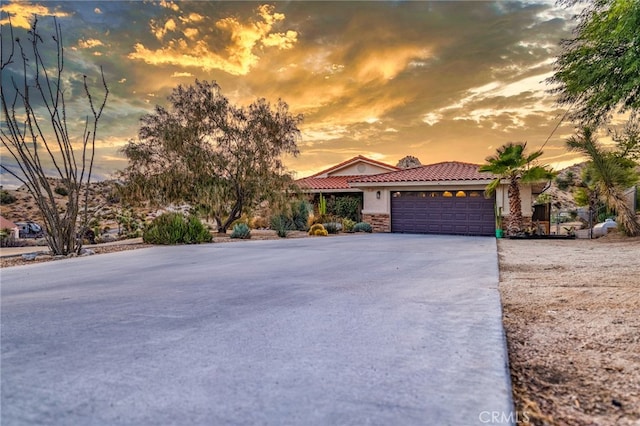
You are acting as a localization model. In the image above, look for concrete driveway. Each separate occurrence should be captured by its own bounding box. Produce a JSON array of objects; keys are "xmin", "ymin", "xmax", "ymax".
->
[{"xmin": 1, "ymin": 234, "xmax": 513, "ymax": 425}]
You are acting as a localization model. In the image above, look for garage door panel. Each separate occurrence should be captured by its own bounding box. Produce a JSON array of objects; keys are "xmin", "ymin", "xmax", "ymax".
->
[{"xmin": 391, "ymin": 191, "xmax": 495, "ymax": 236}]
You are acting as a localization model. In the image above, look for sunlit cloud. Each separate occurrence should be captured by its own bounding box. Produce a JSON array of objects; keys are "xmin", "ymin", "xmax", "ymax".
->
[
  {"xmin": 78, "ymin": 39, "xmax": 104, "ymax": 49},
  {"xmin": 0, "ymin": 3, "xmax": 70, "ymax": 28},
  {"xmin": 151, "ymin": 18, "xmax": 177, "ymax": 40},
  {"xmin": 159, "ymin": 0, "xmax": 180, "ymax": 12},
  {"xmin": 128, "ymin": 4, "xmax": 298, "ymax": 76},
  {"xmin": 171, "ymin": 72, "xmax": 193, "ymax": 78}
]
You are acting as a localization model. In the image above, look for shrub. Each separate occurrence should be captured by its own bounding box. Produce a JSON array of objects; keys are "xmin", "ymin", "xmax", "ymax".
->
[
  {"xmin": 334, "ymin": 196, "xmax": 360, "ymax": 221},
  {"xmin": 323, "ymin": 222, "xmax": 340, "ymax": 234},
  {"xmin": 54, "ymin": 186, "xmax": 69, "ymax": 196},
  {"xmin": 230, "ymin": 223, "xmax": 251, "ymax": 239},
  {"xmin": 0, "ymin": 190, "xmax": 16, "ymax": 205},
  {"xmin": 291, "ymin": 200, "xmax": 311, "ymax": 231},
  {"xmin": 308, "ymin": 223, "xmax": 328, "ymax": 236},
  {"xmin": 270, "ymin": 214, "xmax": 290, "ymax": 238},
  {"xmin": 353, "ymin": 222, "xmax": 373, "ymax": 233},
  {"xmin": 143, "ymin": 212, "xmax": 212, "ymax": 245},
  {"xmin": 342, "ymin": 218, "xmax": 355, "ymax": 232}
]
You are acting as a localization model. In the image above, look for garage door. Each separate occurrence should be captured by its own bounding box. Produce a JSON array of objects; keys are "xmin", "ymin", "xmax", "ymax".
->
[{"xmin": 391, "ymin": 190, "xmax": 495, "ymax": 236}]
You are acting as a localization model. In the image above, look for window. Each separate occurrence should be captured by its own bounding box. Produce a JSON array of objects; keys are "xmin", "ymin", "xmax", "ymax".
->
[
  {"xmin": 443, "ymin": 191, "xmax": 453, "ymax": 197},
  {"xmin": 455, "ymin": 191, "xmax": 466, "ymax": 197},
  {"xmin": 470, "ymin": 191, "xmax": 481, "ymax": 197}
]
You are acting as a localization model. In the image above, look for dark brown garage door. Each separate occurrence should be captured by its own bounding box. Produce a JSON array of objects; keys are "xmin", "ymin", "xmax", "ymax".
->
[{"xmin": 391, "ymin": 190, "xmax": 495, "ymax": 236}]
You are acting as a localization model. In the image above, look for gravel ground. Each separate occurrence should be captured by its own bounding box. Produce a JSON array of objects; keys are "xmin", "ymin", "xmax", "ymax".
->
[{"xmin": 499, "ymin": 233, "xmax": 640, "ymax": 426}]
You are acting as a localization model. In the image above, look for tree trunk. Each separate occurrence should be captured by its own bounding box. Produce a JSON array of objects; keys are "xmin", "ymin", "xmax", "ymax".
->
[{"xmin": 507, "ymin": 178, "xmax": 523, "ymax": 235}]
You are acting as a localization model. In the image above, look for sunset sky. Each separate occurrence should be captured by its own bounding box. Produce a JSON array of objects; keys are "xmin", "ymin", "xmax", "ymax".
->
[{"xmin": 0, "ymin": 1, "xmax": 603, "ymax": 188}]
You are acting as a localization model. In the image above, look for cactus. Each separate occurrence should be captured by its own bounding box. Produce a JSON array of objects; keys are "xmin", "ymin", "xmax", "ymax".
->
[
  {"xmin": 308, "ymin": 223, "xmax": 328, "ymax": 236},
  {"xmin": 230, "ymin": 223, "xmax": 251, "ymax": 239},
  {"xmin": 353, "ymin": 222, "xmax": 373, "ymax": 233}
]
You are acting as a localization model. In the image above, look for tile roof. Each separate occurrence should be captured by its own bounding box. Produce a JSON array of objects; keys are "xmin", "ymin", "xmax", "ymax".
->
[
  {"xmin": 0, "ymin": 216, "xmax": 18, "ymax": 229},
  {"xmin": 349, "ymin": 161, "xmax": 495, "ymax": 184},
  {"xmin": 296, "ymin": 175, "xmax": 361, "ymax": 190}
]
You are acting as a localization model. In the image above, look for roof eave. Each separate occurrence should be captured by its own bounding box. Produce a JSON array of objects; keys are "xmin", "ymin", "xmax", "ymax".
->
[{"xmin": 349, "ymin": 179, "xmax": 495, "ymax": 188}]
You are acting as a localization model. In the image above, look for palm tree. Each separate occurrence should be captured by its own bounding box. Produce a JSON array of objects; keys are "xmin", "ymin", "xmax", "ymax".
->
[
  {"xmin": 480, "ymin": 143, "xmax": 555, "ymax": 236},
  {"xmin": 566, "ymin": 127, "xmax": 640, "ymax": 237}
]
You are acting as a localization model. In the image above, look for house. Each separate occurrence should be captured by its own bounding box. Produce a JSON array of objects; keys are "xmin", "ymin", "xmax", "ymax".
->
[
  {"xmin": 0, "ymin": 216, "xmax": 20, "ymax": 240},
  {"xmin": 295, "ymin": 155, "xmax": 400, "ymax": 219},
  {"xmin": 297, "ymin": 157, "xmax": 544, "ymax": 236}
]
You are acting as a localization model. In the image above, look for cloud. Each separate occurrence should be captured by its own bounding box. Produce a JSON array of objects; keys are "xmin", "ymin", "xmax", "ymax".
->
[
  {"xmin": 151, "ymin": 18, "xmax": 177, "ymax": 40},
  {"xmin": 171, "ymin": 72, "xmax": 193, "ymax": 78},
  {"xmin": 128, "ymin": 4, "xmax": 298, "ymax": 76},
  {"xmin": 0, "ymin": 3, "xmax": 70, "ymax": 29},
  {"xmin": 78, "ymin": 38, "xmax": 104, "ymax": 49}
]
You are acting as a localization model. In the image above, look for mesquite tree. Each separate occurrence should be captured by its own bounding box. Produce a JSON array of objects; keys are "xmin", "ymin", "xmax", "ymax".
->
[
  {"xmin": 120, "ymin": 80, "xmax": 302, "ymax": 233},
  {"xmin": 0, "ymin": 16, "xmax": 109, "ymax": 255}
]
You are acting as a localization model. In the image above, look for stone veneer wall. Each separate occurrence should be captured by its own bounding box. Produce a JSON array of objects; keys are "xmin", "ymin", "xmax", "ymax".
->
[{"xmin": 363, "ymin": 213, "xmax": 390, "ymax": 232}]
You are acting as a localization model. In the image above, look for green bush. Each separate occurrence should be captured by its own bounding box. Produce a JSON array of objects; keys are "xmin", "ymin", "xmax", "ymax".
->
[
  {"xmin": 342, "ymin": 218, "xmax": 355, "ymax": 232},
  {"xmin": 291, "ymin": 200, "xmax": 311, "ymax": 231},
  {"xmin": 54, "ymin": 186, "xmax": 69, "ymax": 196},
  {"xmin": 324, "ymin": 222, "xmax": 340, "ymax": 234},
  {"xmin": 143, "ymin": 213, "xmax": 212, "ymax": 245},
  {"xmin": 270, "ymin": 214, "xmax": 290, "ymax": 238},
  {"xmin": 333, "ymin": 196, "xmax": 360, "ymax": 221},
  {"xmin": 0, "ymin": 190, "xmax": 16, "ymax": 205},
  {"xmin": 353, "ymin": 222, "xmax": 373, "ymax": 233},
  {"xmin": 230, "ymin": 223, "xmax": 251, "ymax": 239}
]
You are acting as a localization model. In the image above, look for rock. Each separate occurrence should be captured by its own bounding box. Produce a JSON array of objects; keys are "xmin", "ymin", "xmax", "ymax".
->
[
  {"xmin": 21, "ymin": 253, "xmax": 38, "ymax": 261},
  {"xmin": 79, "ymin": 248, "xmax": 95, "ymax": 257}
]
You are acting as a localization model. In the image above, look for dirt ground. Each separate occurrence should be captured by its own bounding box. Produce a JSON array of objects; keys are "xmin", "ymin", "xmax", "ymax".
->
[
  {"xmin": 499, "ymin": 233, "xmax": 640, "ymax": 426},
  {"xmin": 3, "ymin": 231, "xmax": 639, "ymax": 426}
]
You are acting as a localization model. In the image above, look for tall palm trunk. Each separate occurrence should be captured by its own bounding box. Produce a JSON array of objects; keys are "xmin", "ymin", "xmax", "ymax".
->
[{"xmin": 507, "ymin": 178, "xmax": 523, "ymax": 235}]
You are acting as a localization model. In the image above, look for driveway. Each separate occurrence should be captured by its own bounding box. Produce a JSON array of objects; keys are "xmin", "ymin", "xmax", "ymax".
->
[{"xmin": 1, "ymin": 234, "xmax": 513, "ymax": 425}]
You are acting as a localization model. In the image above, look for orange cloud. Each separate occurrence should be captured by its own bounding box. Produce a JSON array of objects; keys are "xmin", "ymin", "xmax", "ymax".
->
[
  {"xmin": 128, "ymin": 4, "xmax": 298, "ymax": 76},
  {"xmin": 78, "ymin": 38, "xmax": 104, "ymax": 49},
  {"xmin": 0, "ymin": 3, "xmax": 69, "ymax": 29}
]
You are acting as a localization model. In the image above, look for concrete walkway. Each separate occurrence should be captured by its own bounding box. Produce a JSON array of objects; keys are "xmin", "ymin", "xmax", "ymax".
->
[{"xmin": 1, "ymin": 234, "xmax": 513, "ymax": 425}]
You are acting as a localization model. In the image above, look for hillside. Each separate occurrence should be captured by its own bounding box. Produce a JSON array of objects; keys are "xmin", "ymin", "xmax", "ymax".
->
[{"xmin": 0, "ymin": 180, "xmax": 157, "ymax": 240}]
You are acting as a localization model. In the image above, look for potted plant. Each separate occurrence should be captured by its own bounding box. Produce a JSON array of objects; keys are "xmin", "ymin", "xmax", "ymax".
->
[{"xmin": 495, "ymin": 205, "xmax": 504, "ymax": 238}]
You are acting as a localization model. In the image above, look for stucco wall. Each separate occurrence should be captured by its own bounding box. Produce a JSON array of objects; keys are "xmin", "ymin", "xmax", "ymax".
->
[
  {"xmin": 329, "ymin": 162, "xmax": 394, "ymax": 177},
  {"xmin": 496, "ymin": 184, "xmax": 535, "ymax": 219}
]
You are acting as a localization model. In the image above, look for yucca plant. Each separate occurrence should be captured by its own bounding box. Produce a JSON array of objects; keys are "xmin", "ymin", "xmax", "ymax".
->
[{"xmin": 230, "ymin": 223, "xmax": 251, "ymax": 239}]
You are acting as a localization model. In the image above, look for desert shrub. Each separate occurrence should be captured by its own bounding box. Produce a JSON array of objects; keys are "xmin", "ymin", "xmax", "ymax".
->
[
  {"xmin": 54, "ymin": 186, "xmax": 69, "ymax": 196},
  {"xmin": 323, "ymin": 222, "xmax": 341, "ymax": 234},
  {"xmin": 333, "ymin": 196, "xmax": 360, "ymax": 221},
  {"xmin": 230, "ymin": 223, "xmax": 251, "ymax": 239},
  {"xmin": 270, "ymin": 214, "xmax": 290, "ymax": 238},
  {"xmin": 143, "ymin": 212, "xmax": 212, "ymax": 245},
  {"xmin": 308, "ymin": 223, "xmax": 328, "ymax": 236},
  {"xmin": 250, "ymin": 216, "xmax": 269, "ymax": 229},
  {"xmin": 353, "ymin": 222, "xmax": 373, "ymax": 233},
  {"xmin": 0, "ymin": 190, "xmax": 16, "ymax": 205},
  {"xmin": 342, "ymin": 218, "xmax": 355, "ymax": 232},
  {"xmin": 291, "ymin": 200, "xmax": 311, "ymax": 231}
]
